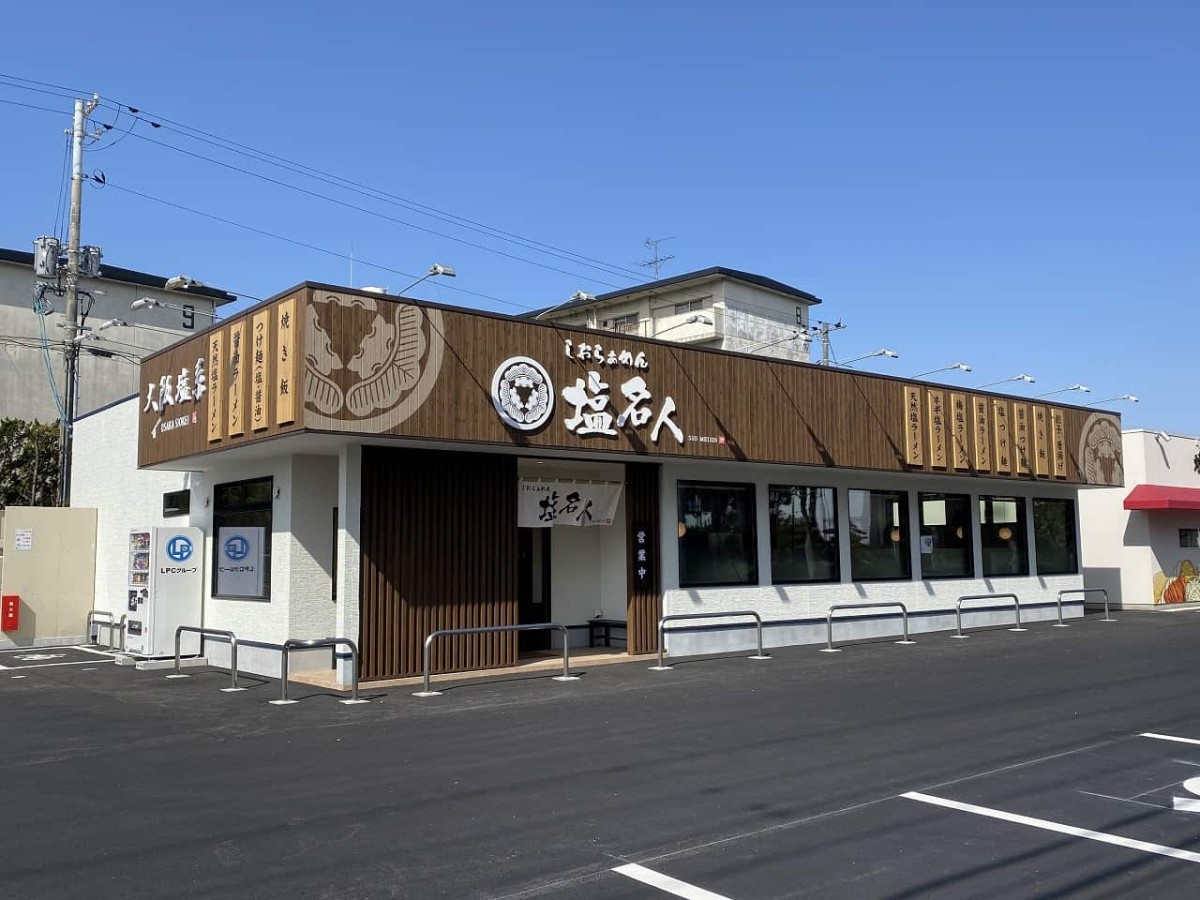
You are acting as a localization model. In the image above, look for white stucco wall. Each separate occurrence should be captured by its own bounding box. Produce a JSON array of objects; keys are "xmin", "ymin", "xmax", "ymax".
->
[
  {"xmin": 1079, "ymin": 429, "xmax": 1200, "ymax": 608},
  {"xmin": 658, "ymin": 458, "xmax": 1085, "ymax": 654},
  {"xmin": 71, "ymin": 396, "xmax": 193, "ymax": 617}
]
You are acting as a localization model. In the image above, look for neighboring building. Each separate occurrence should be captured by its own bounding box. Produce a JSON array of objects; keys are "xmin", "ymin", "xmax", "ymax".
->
[
  {"xmin": 533, "ymin": 267, "xmax": 822, "ymax": 363},
  {"xmin": 70, "ymin": 275, "xmax": 1124, "ymax": 685},
  {"xmin": 0, "ymin": 248, "xmax": 236, "ymax": 423},
  {"xmin": 1080, "ymin": 428, "xmax": 1200, "ymax": 608}
]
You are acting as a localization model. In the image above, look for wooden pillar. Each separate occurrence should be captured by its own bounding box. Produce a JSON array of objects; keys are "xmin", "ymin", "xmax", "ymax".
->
[{"xmin": 625, "ymin": 462, "xmax": 662, "ymax": 654}]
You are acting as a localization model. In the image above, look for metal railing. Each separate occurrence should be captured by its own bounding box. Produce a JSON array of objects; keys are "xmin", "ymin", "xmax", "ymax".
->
[
  {"xmin": 85, "ymin": 610, "xmax": 113, "ymax": 645},
  {"xmin": 272, "ymin": 638, "xmax": 367, "ymax": 705},
  {"xmin": 651, "ymin": 611, "xmax": 771, "ymax": 671},
  {"xmin": 166, "ymin": 626, "xmax": 243, "ymax": 691},
  {"xmin": 953, "ymin": 593, "xmax": 1026, "ymax": 639},
  {"xmin": 819, "ymin": 602, "xmax": 915, "ymax": 653},
  {"xmin": 96, "ymin": 614, "xmax": 127, "ymax": 652},
  {"xmin": 414, "ymin": 623, "xmax": 577, "ymax": 697},
  {"xmin": 1058, "ymin": 588, "xmax": 1115, "ymax": 623}
]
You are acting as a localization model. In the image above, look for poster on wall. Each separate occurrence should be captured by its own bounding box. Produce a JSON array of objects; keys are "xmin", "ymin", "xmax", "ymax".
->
[
  {"xmin": 518, "ymin": 479, "xmax": 623, "ymax": 528},
  {"xmin": 215, "ymin": 526, "xmax": 265, "ymax": 597}
]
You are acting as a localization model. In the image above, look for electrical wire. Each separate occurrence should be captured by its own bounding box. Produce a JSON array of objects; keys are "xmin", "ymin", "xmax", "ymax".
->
[
  {"xmin": 52, "ymin": 132, "xmax": 70, "ymax": 240},
  {"xmin": 0, "ymin": 96, "xmax": 66, "ymax": 116},
  {"xmin": 96, "ymin": 176, "xmax": 536, "ymax": 312}
]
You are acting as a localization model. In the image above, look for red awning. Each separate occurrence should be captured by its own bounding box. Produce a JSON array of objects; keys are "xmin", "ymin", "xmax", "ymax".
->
[{"xmin": 1124, "ymin": 484, "xmax": 1200, "ymax": 511}]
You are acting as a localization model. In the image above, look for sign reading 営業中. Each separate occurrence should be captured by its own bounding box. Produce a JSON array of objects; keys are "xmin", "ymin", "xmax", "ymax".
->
[
  {"xmin": 215, "ymin": 526, "xmax": 264, "ymax": 597},
  {"xmin": 518, "ymin": 479, "xmax": 623, "ymax": 528}
]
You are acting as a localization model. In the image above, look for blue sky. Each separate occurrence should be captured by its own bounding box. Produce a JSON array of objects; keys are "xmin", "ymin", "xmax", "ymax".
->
[{"xmin": 1, "ymin": 1, "xmax": 1195, "ymax": 430}]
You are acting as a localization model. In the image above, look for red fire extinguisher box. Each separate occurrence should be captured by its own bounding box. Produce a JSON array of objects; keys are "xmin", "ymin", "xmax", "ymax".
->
[{"xmin": 1, "ymin": 595, "xmax": 19, "ymax": 632}]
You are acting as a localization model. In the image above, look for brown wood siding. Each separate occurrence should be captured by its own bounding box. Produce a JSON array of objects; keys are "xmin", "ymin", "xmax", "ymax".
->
[
  {"xmin": 359, "ymin": 447, "xmax": 517, "ymax": 681},
  {"xmin": 625, "ymin": 463, "xmax": 661, "ymax": 655}
]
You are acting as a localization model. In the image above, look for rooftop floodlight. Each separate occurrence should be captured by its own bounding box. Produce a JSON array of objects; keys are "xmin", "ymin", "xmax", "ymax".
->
[
  {"xmin": 96, "ymin": 318, "xmax": 126, "ymax": 332},
  {"xmin": 654, "ymin": 312, "xmax": 714, "ymax": 339},
  {"xmin": 979, "ymin": 373, "xmax": 1036, "ymax": 388},
  {"xmin": 1036, "ymin": 384, "xmax": 1091, "ymax": 399},
  {"xmin": 1087, "ymin": 393, "xmax": 1138, "ymax": 406},
  {"xmin": 841, "ymin": 348, "xmax": 899, "ymax": 366},
  {"xmin": 164, "ymin": 274, "xmax": 206, "ymax": 291},
  {"xmin": 534, "ymin": 289, "xmax": 597, "ymax": 320},
  {"xmin": 131, "ymin": 296, "xmax": 218, "ymax": 319},
  {"xmin": 746, "ymin": 329, "xmax": 805, "ymax": 352},
  {"xmin": 912, "ymin": 362, "xmax": 972, "ymax": 379},
  {"xmin": 398, "ymin": 262, "xmax": 457, "ymax": 296}
]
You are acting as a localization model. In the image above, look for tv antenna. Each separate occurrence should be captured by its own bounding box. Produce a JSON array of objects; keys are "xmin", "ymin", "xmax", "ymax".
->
[{"xmin": 640, "ymin": 236, "xmax": 675, "ymax": 280}]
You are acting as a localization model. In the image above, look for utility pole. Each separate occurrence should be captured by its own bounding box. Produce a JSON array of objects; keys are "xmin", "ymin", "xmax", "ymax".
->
[
  {"xmin": 809, "ymin": 320, "xmax": 845, "ymax": 366},
  {"xmin": 58, "ymin": 94, "xmax": 100, "ymax": 507}
]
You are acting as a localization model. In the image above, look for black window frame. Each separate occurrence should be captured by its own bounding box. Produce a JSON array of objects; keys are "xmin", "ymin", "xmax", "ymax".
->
[
  {"xmin": 1033, "ymin": 497, "xmax": 1079, "ymax": 576},
  {"xmin": 211, "ymin": 476, "xmax": 273, "ymax": 600},
  {"xmin": 848, "ymin": 488, "xmax": 912, "ymax": 582},
  {"xmin": 677, "ymin": 480, "xmax": 758, "ymax": 588},
  {"xmin": 768, "ymin": 485, "xmax": 840, "ymax": 584},
  {"xmin": 918, "ymin": 492, "xmax": 974, "ymax": 580},
  {"xmin": 979, "ymin": 495, "xmax": 1029, "ymax": 578}
]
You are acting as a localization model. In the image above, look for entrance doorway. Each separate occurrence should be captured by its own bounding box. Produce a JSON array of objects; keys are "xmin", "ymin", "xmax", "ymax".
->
[{"xmin": 517, "ymin": 528, "xmax": 552, "ymax": 652}]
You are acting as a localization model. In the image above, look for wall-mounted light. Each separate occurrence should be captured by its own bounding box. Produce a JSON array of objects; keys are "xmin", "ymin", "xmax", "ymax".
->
[
  {"xmin": 1156, "ymin": 431, "xmax": 1172, "ymax": 444},
  {"xmin": 912, "ymin": 362, "xmax": 972, "ymax": 379},
  {"xmin": 841, "ymin": 348, "xmax": 900, "ymax": 367},
  {"xmin": 1036, "ymin": 384, "xmax": 1090, "ymax": 399},
  {"xmin": 979, "ymin": 373, "xmax": 1036, "ymax": 389},
  {"xmin": 1087, "ymin": 394, "xmax": 1138, "ymax": 407}
]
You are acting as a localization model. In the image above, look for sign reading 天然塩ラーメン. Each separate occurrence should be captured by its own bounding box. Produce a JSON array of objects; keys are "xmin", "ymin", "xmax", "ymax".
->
[
  {"xmin": 137, "ymin": 286, "xmax": 1114, "ymax": 485},
  {"xmin": 517, "ymin": 479, "xmax": 623, "ymax": 528}
]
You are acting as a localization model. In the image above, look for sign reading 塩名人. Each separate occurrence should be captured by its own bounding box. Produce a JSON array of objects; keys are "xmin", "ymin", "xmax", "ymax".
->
[{"xmin": 518, "ymin": 479, "xmax": 623, "ymax": 528}]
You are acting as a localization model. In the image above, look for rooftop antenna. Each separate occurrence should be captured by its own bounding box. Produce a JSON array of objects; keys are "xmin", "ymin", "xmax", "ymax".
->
[{"xmin": 640, "ymin": 236, "xmax": 675, "ymax": 280}]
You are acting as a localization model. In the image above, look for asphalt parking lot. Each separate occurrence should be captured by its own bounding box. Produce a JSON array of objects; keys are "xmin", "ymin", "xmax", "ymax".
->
[{"xmin": 3, "ymin": 610, "xmax": 1200, "ymax": 899}]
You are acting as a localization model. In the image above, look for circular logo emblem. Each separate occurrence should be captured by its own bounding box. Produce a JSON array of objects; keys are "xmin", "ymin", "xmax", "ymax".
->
[
  {"xmin": 165, "ymin": 536, "xmax": 193, "ymax": 562},
  {"xmin": 224, "ymin": 536, "xmax": 250, "ymax": 561},
  {"xmin": 492, "ymin": 356, "xmax": 554, "ymax": 432}
]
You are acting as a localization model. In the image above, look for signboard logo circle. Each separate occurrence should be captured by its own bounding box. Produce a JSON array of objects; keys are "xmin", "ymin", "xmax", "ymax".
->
[
  {"xmin": 224, "ymin": 536, "xmax": 250, "ymax": 561},
  {"xmin": 166, "ymin": 536, "xmax": 193, "ymax": 562},
  {"xmin": 492, "ymin": 356, "xmax": 554, "ymax": 432}
]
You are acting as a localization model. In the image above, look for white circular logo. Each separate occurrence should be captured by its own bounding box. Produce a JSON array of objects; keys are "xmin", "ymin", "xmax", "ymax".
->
[{"xmin": 492, "ymin": 356, "xmax": 554, "ymax": 432}]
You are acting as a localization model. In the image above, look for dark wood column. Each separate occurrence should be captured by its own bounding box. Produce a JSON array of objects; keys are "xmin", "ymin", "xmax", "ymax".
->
[{"xmin": 625, "ymin": 462, "xmax": 662, "ymax": 655}]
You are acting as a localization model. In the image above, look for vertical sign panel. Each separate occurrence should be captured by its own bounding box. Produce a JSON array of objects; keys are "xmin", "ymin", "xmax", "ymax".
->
[
  {"xmin": 227, "ymin": 320, "xmax": 246, "ymax": 437},
  {"xmin": 927, "ymin": 390, "xmax": 947, "ymax": 468},
  {"xmin": 903, "ymin": 386, "xmax": 924, "ymax": 466},
  {"xmin": 1032, "ymin": 405, "xmax": 1050, "ymax": 476},
  {"xmin": 972, "ymin": 396, "xmax": 991, "ymax": 471},
  {"xmin": 1014, "ymin": 403, "xmax": 1031, "ymax": 474},
  {"xmin": 951, "ymin": 392, "xmax": 970, "ymax": 470},
  {"xmin": 1052, "ymin": 408, "xmax": 1067, "ymax": 478},
  {"xmin": 251, "ymin": 309, "xmax": 272, "ymax": 432},
  {"xmin": 207, "ymin": 330, "xmax": 225, "ymax": 443},
  {"xmin": 276, "ymin": 296, "xmax": 298, "ymax": 426},
  {"xmin": 993, "ymin": 399, "xmax": 1012, "ymax": 474}
]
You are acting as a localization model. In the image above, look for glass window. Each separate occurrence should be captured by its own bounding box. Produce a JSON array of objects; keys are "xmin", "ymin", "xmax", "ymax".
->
[
  {"xmin": 212, "ymin": 476, "xmax": 273, "ymax": 599},
  {"xmin": 848, "ymin": 489, "xmax": 911, "ymax": 581},
  {"xmin": 980, "ymin": 496, "xmax": 1028, "ymax": 577},
  {"xmin": 919, "ymin": 493, "xmax": 973, "ymax": 579},
  {"xmin": 678, "ymin": 482, "xmax": 757, "ymax": 587},
  {"xmin": 769, "ymin": 486, "xmax": 839, "ymax": 583},
  {"xmin": 1180, "ymin": 529, "xmax": 1200, "ymax": 549},
  {"xmin": 673, "ymin": 298, "xmax": 705, "ymax": 315},
  {"xmin": 1034, "ymin": 498, "xmax": 1078, "ymax": 575}
]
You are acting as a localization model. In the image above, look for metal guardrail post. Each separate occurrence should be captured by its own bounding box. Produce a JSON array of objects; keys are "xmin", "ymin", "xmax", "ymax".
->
[
  {"xmin": 953, "ymin": 593, "xmax": 1026, "ymax": 639},
  {"xmin": 271, "ymin": 637, "xmax": 367, "ymax": 706},
  {"xmin": 166, "ymin": 626, "xmax": 243, "ymax": 691},
  {"xmin": 414, "ymin": 623, "xmax": 578, "ymax": 697},
  {"xmin": 1057, "ymin": 588, "xmax": 1115, "ymax": 623},
  {"xmin": 84, "ymin": 610, "xmax": 113, "ymax": 645},
  {"xmin": 649, "ymin": 611, "xmax": 771, "ymax": 671},
  {"xmin": 819, "ymin": 602, "xmax": 915, "ymax": 653},
  {"xmin": 95, "ymin": 614, "xmax": 126, "ymax": 652}
]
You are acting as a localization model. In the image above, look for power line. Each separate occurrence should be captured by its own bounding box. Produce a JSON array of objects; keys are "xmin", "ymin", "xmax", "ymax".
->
[
  {"xmin": 0, "ymin": 96, "xmax": 67, "ymax": 116},
  {"xmin": 96, "ymin": 176, "xmax": 537, "ymax": 313}
]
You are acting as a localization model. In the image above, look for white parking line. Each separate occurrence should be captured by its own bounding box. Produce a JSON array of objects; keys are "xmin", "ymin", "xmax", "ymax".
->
[
  {"xmin": 5, "ymin": 659, "xmax": 115, "ymax": 671},
  {"xmin": 902, "ymin": 791, "xmax": 1200, "ymax": 864},
  {"xmin": 1141, "ymin": 732, "xmax": 1200, "ymax": 747},
  {"xmin": 613, "ymin": 863, "xmax": 735, "ymax": 900}
]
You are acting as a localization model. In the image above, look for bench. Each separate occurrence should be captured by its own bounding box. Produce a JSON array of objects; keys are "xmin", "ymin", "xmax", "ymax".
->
[{"xmin": 588, "ymin": 618, "xmax": 627, "ymax": 648}]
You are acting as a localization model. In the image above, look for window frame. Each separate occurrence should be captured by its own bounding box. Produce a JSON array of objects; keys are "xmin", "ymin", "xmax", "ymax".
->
[
  {"xmin": 917, "ymin": 492, "xmax": 974, "ymax": 580},
  {"xmin": 847, "ymin": 488, "xmax": 912, "ymax": 582},
  {"xmin": 1033, "ymin": 497, "xmax": 1079, "ymax": 576},
  {"xmin": 979, "ymin": 495, "xmax": 1029, "ymax": 578},
  {"xmin": 677, "ymin": 480, "xmax": 759, "ymax": 588},
  {"xmin": 211, "ymin": 475, "xmax": 274, "ymax": 601},
  {"xmin": 768, "ymin": 484, "xmax": 840, "ymax": 585}
]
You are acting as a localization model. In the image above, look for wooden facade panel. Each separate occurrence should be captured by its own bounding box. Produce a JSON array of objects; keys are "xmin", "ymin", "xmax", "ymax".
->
[
  {"xmin": 139, "ymin": 284, "xmax": 1120, "ymax": 486},
  {"xmin": 358, "ymin": 447, "xmax": 517, "ymax": 681},
  {"xmin": 625, "ymin": 463, "xmax": 661, "ymax": 655}
]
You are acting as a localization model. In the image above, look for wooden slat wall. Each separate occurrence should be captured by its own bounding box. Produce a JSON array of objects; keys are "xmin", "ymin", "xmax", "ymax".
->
[
  {"xmin": 359, "ymin": 447, "xmax": 517, "ymax": 680},
  {"xmin": 625, "ymin": 462, "xmax": 661, "ymax": 655}
]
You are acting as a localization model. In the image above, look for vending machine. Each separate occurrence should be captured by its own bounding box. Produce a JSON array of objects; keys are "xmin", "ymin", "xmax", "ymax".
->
[{"xmin": 125, "ymin": 527, "xmax": 204, "ymax": 657}]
